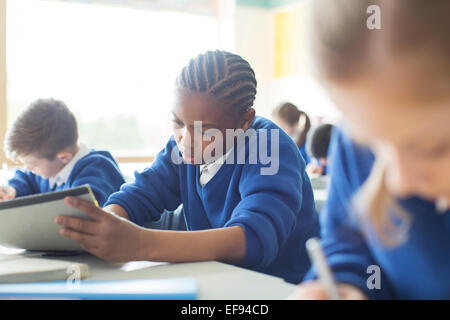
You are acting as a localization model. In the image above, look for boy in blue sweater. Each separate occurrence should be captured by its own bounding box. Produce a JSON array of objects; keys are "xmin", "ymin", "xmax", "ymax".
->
[
  {"xmin": 0, "ymin": 98, "xmax": 125, "ymax": 206},
  {"xmin": 292, "ymin": 0, "xmax": 450, "ymax": 299},
  {"xmin": 54, "ymin": 50, "xmax": 320, "ymax": 284}
]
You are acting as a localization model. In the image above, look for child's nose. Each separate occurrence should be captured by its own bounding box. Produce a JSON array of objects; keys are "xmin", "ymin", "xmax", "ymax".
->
[{"xmin": 180, "ymin": 127, "xmax": 193, "ymax": 150}]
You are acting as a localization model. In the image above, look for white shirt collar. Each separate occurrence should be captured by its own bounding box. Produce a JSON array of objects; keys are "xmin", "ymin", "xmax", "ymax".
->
[
  {"xmin": 49, "ymin": 144, "xmax": 90, "ymax": 188},
  {"xmin": 199, "ymin": 147, "xmax": 234, "ymax": 187}
]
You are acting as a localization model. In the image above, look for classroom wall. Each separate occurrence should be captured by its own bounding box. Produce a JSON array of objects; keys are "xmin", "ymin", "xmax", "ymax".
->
[
  {"xmin": 234, "ymin": 0, "xmax": 341, "ymax": 124},
  {"xmin": 0, "ymin": 0, "xmax": 7, "ymax": 165},
  {"xmin": 234, "ymin": 4, "xmax": 272, "ymax": 118}
]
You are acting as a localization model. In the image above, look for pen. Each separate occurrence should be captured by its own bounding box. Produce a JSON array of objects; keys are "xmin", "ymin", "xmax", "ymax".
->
[{"xmin": 306, "ymin": 237, "xmax": 341, "ymax": 300}]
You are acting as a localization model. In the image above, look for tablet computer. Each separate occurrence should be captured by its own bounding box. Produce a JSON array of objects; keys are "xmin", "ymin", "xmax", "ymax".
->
[{"xmin": 0, "ymin": 185, "xmax": 97, "ymax": 252}]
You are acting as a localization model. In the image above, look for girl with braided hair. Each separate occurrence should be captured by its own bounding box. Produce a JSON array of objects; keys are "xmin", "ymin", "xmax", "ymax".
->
[{"xmin": 55, "ymin": 50, "xmax": 320, "ymax": 283}]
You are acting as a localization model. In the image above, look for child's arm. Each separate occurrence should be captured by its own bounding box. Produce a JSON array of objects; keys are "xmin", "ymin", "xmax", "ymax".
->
[
  {"xmin": 7, "ymin": 170, "xmax": 40, "ymax": 197},
  {"xmin": 69, "ymin": 154, "xmax": 125, "ymax": 207},
  {"xmin": 295, "ymin": 128, "xmax": 393, "ymax": 300},
  {"xmin": 103, "ymin": 202, "xmax": 245, "ymax": 263},
  {"xmin": 138, "ymin": 225, "xmax": 246, "ymax": 264},
  {"xmin": 104, "ymin": 138, "xmax": 182, "ymax": 225},
  {"xmin": 55, "ymin": 196, "xmax": 245, "ymax": 264}
]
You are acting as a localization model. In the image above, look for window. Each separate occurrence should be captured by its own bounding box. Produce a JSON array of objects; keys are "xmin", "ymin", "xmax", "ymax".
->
[{"xmin": 5, "ymin": 0, "xmax": 220, "ymax": 160}]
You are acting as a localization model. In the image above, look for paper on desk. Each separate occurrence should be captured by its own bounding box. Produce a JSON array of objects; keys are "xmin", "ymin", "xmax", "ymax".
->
[
  {"xmin": 0, "ymin": 257, "xmax": 89, "ymax": 283},
  {"xmin": 120, "ymin": 261, "xmax": 168, "ymax": 272}
]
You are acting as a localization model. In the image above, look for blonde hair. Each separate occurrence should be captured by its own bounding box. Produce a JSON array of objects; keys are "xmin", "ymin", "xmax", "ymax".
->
[
  {"xmin": 312, "ymin": 0, "xmax": 450, "ymax": 244},
  {"xmin": 352, "ymin": 159, "xmax": 412, "ymax": 246},
  {"xmin": 312, "ymin": 0, "xmax": 450, "ymax": 81}
]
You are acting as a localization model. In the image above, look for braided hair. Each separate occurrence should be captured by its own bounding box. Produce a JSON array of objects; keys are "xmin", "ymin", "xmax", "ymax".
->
[{"xmin": 176, "ymin": 50, "xmax": 257, "ymax": 117}]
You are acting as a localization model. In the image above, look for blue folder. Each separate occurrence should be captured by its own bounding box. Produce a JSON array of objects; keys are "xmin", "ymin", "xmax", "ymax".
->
[{"xmin": 0, "ymin": 277, "xmax": 197, "ymax": 300}]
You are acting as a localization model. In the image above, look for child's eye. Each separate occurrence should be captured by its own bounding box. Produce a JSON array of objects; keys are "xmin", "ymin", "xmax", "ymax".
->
[
  {"xmin": 426, "ymin": 143, "xmax": 450, "ymax": 158},
  {"xmin": 408, "ymin": 142, "xmax": 450, "ymax": 159}
]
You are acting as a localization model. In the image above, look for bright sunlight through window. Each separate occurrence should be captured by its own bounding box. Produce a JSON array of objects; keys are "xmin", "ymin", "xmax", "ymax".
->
[{"xmin": 6, "ymin": 0, "xmax": 219, "ymax": 156}]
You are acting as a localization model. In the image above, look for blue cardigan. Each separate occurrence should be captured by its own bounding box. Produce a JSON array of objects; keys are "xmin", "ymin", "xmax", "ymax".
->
[
  {"xmin": 305, "ymin": 127, "xmax": 450, "ymax": 299},
  {"xmin": 8, "ymin": 150, "xmax": 125, "ymax": 207},
  {"xmin": 299, "ymin": 142, "xmax": 311, "ymax": 165},
  {"xmin": 106, "ymin": 116, "xmax": 320, "ymax": 283}
]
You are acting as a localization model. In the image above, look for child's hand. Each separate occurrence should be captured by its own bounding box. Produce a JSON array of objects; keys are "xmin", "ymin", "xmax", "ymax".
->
[
  {"xmin": 306, "ymin": 164, "xmax": 324, "ymax": 176},
  {"xmin": 55, "ymin": 196, "xmax": 145, "ymax": 262},
  {"xmin": 287, "ymin": 281, "xmax": 367, "ymax": 300},
  {"xmin": 0, "ymin": 186, "xmax": 17, "ymax": 201}
]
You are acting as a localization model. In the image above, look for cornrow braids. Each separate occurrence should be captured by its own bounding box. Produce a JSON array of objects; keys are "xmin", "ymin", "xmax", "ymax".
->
[{"xmin": 176, "ymin": 50, "xmax": 257, "ymax": 117}]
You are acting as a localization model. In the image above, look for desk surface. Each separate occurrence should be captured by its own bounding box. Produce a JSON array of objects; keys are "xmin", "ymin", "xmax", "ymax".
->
[
  {"xmin": 66, "ymin": 254, "xmax": 297, "ymax": 300},
  {"xmin": 1, "ymin": 247, "xmax": 297, "ymax": 300}
]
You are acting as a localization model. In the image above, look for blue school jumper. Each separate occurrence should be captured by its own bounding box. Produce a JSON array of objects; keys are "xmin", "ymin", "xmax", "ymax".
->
[
  {"xmin": 305, "ymin": 127, "xmax": 450, "ymax": 299},
  {"xmin": 8, "ymin": 151, "xmax": 125, "ymax": 206},
  {"xmin": 106, "ymin": 116, "xmax": 320, "ymax": 284},
  {"xmin": 299, "ymin": 142, "xmax": 311, "ymax": 165}
]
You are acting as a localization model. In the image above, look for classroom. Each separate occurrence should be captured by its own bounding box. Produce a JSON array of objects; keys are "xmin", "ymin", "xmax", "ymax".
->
[{"xmin": 0, "ymin": 0, "xmax": 448, "ymax": 306}]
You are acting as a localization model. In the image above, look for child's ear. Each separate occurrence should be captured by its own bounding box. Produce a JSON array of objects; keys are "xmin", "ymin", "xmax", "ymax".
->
[
  {"xmin": 56, "ymin": 151, "xmax": 73, "ymax": 165},
  {"xmin": 240, "ymin": 108, "xmax": 256, "ymax": 131}
]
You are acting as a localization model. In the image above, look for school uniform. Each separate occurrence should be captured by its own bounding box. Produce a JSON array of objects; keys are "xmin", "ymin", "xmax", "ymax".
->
[
  {"xmin": 8, "ymin": 144, "xmax": 125, "ymax": 206},
  {"xmin": 311, "ymin": 158, "xmax": 328, "ymax": 176},
  {"xmin": 304, "ymin": 127, "xmax": 450, "ymax": 299},
  {"xmin": 299, "ymin": 142, "xmax": 311, "ymax": 165},
  {"xmin": 106, "ymin": 116, "xmax": 321, "ymax": 284}
]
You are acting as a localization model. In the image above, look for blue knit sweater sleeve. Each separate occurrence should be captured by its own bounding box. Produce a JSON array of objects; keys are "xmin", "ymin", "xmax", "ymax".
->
[
  {"xmin": 224, "ymin": 130, "xmax": 303, "ymax": 270},
  {"xmin": 8, "ymin": 170, "xmax": 41, "ymax": 197},
  {"xmin": 304, "ymin": 128, "xmax": 394, "ymax": 299},
  {"xmin": 105, "ymin": 138, "xmax": 182, "ymax": 226},
  {"xmin": 69, "ymin": 153, "xmax": 125, "ymax": 207}
]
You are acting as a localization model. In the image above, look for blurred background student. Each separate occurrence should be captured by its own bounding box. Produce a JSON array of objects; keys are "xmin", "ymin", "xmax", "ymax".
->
[
  {"xmin": 306, "ymin": 123, "xmax": 334, "ymax": 176},
  {"xmin": 293, "ymin": 0, "xmax": 450, "ymax": 299},
  {"xmin": 0, "ymin": 98, "xmax": 125, "ymax": 206},
  {"xmin": 272, "ymin": 102, "xmax": 311, "ymax": 165}
]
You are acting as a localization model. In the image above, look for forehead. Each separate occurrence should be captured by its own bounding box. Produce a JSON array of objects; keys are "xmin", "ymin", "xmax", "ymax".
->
[
  {"xmin": 173, "ymin": 90, "xmax": 236, "ymax": 126},
  {"xmin": 327, "ymin": 76, "xmax": 450, "ymax": 147},
  {"xmin": 19, "ymin": 154, "xmax": 39, "ymax": 163},
  {"xmin": 19, "ymin": 154, "xmax": 48, "ymax": 165}
]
